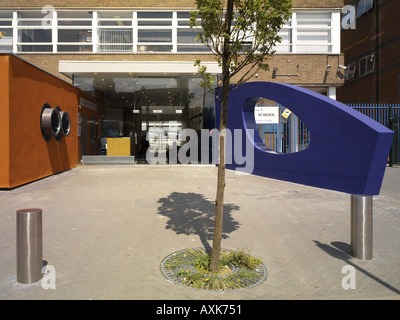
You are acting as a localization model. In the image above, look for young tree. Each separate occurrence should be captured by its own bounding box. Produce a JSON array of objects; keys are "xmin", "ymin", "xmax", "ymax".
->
[{"xmin": 190, "ymin": 0, "xmax": 292, "ymax": 272}]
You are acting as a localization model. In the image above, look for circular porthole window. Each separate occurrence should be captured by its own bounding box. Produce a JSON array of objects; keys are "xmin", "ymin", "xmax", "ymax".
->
[
  {"xmin": 40, "ymin": 103, "xmax": 61, "ymax": 142},
  {"xmin": 55, "ymin": 107, "xmax": 71, "ymax": 141}
]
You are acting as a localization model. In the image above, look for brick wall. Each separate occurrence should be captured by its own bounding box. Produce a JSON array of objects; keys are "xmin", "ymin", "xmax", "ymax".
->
[
  {"xmin": 20, "ymin": 53, "xmax": 344, "ymax": 88},
  {"xmin": 338, "ymin": 0, "xmax": 400, "ymax": 104}
]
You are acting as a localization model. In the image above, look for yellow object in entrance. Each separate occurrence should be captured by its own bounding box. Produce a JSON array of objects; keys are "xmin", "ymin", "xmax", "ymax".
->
[{"xmin": 107, "ymin": 138, "xmax": 131, "ymax": 156}]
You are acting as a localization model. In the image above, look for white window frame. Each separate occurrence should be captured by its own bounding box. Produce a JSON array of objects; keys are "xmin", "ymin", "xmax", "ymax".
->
[
  {"xmin": 57, "ymin": 10, "xmax": 93, "ymax": 53},
  {"xmin": 136, "ymin": 11, "xmax": 174, "ymax": 53},
  {"xmin": 16, "ymin": 10, "xmax": 54, "ymax": 53},
  {"xmin": 345, "ymin": 61, "xmax": 356, "ymax": 81},
  {"xmin": 359, "ymin": 53, "xmax": 375, "ymax": 77},
  {"xmin": 275, "ymin": 10, "xmax": 340, "ymax": 54},
  {"xmin": 2, "ymin": 9, "xmax": 342, "ymax": 55},
  {"xmin": 294, "ymin": 10, "xmax": 333, "ymax": 54},
  {"xmin": 96, "ymin": 10, "xmax": 133, "ymax": 53}
]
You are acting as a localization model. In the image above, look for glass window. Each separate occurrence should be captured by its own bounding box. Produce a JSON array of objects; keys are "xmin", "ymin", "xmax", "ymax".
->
[
  {"xmin": 357, "ymin": 0, "xmax": 374, "ymax": 18},
  {"xmin": 345, "ymin": 62, "xmax": 356, "ymax": 81},
  {"xmin": 177, "ymin": 45, "xmax": 210, "ymax": 52},
  {"xmin": 0, "ymin": 11, "xmax": 12, "ymax": 18},
  {"xmin": 58, "ymin": 29, "xmax": 92, "ymax": 43},
  {"xmin": 58, "ymin": 11, "xmax": 93, "ymax": 19},
  {"xmin": 359, "ymin": 54, "xmax": 375, "ymax": 76},
  {"xmin": 17, "ymin": 45, "xmax": 52, "ymax": 52},
  {"xmin": 98, "ymin": 11, "xmax": 132, "ymax": 19},
  {"xmin": 17, "ymin": 11, "xmax": 45, "ymax": 19},
  {"xmin": 98, "ymin": 20, "xmax": 132, "ymax": 26},
  {"xmin": 137, "ymin": 45, "xmax": 173, "ymax": 52},
  {"xmin": 297, "ymin": 30, "xmax": 330, "ymax": 42},
  {"xmin": 0, "ymin": 28, "xmax": 12, "ymax": 43},
  {"xmin": 98, "ymin": 28, "xmax": 133, "ymax": 52},
  {"xmin": 18, "ymin": 29, "xmax": 52, "ymax": 42},
  {"xmin": 99, "ymin": 29, "xmax": 132, "ymax": 43},
  {"xmin": 0, "ymin": 10, "xmax": 14, "ymax": 53},
  {"xmin": 138, "ymin": 30, "xmax": 172, "ymax": 43},
  {"xmin": 98, "ymin": 45, "xmax": 132, "ymax": 53},
  {"xmin": 177, "ymin": 12, "xmax": 190, "ymax": 19},
  {"xmin": 58, "ymin": 20, "xmax": 92, "ymax": 26},
  {"xmin": 57, "ymin": 45, "xmax": 93, "ymax": 52},
  {"xmin": 138, "ymin": 20, "xmax": 171, "ymax": 26},
  {"xmin": 0, "ymin": 24, "xmax": 12, "ymax": 52},
  {"xmin": 0, "ymin": 21, "xmax": 12, "ymax": 26},
  {"xmin": 18, "ymin": 20, "xmax": 44, "ymax": 26},
  {"xmin": 296, "ymin": 12, "xmax": 331, "ymax": 27},
  {"xmin": 295, "ymin": 12, "xmax": 332, "ymax": 53},
  {"xmin": 136, "ymin": 11, "xmax": 173, "ymax": 53},
  {"xmin": 177, "ymin": 29, "xmax": 200, "ymax": 43},
  {"xmin": 0, "ymin": 45, "xmax": 12, "ymax": 53},
  {"xmin": 137, "ymin": 12, "xmax": 172, "ymax": 19}
]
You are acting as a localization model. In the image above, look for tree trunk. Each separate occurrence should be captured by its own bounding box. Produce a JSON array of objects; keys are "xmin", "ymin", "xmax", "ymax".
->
[
  {"xmin": 209, "ymin": 74, "xmax": 230, "ymax": 272},
  {"xmin": 209, "ymin": 0, "xmax": 234, "ymax": 273}
]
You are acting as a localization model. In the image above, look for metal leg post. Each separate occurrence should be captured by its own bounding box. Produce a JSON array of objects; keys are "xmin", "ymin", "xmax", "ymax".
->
[
  {"xmin": 350, "ymin": 195, "xmax": 373, "ymax": 260},
  {"xmin": 16, "ymin": 208, "xmax": 43, "ymax": 284}
]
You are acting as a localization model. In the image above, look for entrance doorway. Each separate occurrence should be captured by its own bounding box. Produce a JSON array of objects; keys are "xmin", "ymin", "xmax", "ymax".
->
[{"xmin": 74, "ymin": 73, "xmax": 216, "ymax": 163}]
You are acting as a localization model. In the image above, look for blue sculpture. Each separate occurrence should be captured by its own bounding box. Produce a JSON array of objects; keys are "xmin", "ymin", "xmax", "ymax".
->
[{"xmin": 216, "ymin": 82, "xmax": 394, "ymax": 196}]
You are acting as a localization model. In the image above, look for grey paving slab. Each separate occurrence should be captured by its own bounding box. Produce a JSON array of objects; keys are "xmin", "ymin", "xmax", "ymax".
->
[{"xmin": 0, "ymin": 164, "xmax": 399, "ymax": 300}]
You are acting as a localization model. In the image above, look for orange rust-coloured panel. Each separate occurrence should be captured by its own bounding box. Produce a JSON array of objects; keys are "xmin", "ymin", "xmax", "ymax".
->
[
  {"xmin": 0, "ymin": 55, "xmax": 10, "ymax": 188},
  {"xmin": 0, "ymin": 54, "xmax": 100, "ymax": 189}
]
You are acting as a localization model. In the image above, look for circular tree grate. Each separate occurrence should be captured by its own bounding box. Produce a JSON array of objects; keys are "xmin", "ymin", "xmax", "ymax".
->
[{"xmin": 161, "ymin": 248, "xmax": 267, "ymax": 291}]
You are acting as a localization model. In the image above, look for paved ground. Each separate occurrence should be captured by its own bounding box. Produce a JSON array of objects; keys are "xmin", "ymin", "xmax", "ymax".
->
[{"xmin": 0, "ymin": 164, "xmax": 399, "ymax": 300}]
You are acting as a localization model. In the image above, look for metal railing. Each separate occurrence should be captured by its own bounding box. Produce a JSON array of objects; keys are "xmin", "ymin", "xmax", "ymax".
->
[
  {"xmin": 349, "ymin": 104, "xmax": 400, "ymax": 165},
  {"xmin": 98, "ymin": 29, "xmax": 133, "ymax": 52}
]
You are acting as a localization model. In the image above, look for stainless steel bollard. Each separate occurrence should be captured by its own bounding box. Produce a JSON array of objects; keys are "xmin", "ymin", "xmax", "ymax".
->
[
  {"xmin": 350, "ymin": 195, "xmax": 373, "ymax": 260},
  {"xmin": 16, "ymin": 209, "xmax": 43, "ymax": 284}
]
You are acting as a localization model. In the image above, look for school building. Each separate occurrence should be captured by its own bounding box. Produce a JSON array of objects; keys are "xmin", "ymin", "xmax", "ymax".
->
[{"xmin": 0, "ymin": 0, "xmax": 345, "ymax": 188}]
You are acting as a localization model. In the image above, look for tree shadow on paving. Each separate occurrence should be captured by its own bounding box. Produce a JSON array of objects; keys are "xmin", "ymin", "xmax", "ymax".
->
[{"xmin": 157, "ymin": 192, "xmax": 240, "ymax": 249}]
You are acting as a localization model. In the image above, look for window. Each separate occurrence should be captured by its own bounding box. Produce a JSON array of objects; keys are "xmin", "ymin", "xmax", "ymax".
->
[
  {"xmin": 1, "ymin": 9, "xmax": 338, "ymax": 55},
  {"xmin": 137, "ymin": 12, "xmax": 173, "ymax": 52},
  {"xmin": 274, "ymin": 11, "xmax": 335, "ymax": 54},
  {"xmin": 97, "ymin": 11, "xmax": 133, "ymax": 52},
  {"xmin": 275, "ymin": 18, "xmax": 292, "ymax": 53},
  {"xmin": 0, "ymin": 11, "xmax": 13, "ymax": 53},
  {"xmin": 17, "ymin": 10, "xmax": 53, "ymax": 52},
  {"xmin": 359, "ymin": 54, "xmax": 375, "ymax": 77},
  {"xmin": 296, "ymin": 12, "xmax": 332, "ymax": 53},
  {"xmin": 57, "ymin": 11, "xmax": 93, "ymax": 52},
  {"xmin": 357, "ymin": 0, "xmax": 374, "ymax": 18},
  {"xmin": 345, "ymin": 62, "xmax": 356, "ymax": 81},
  {"xmin": 177, "ymin": 11, "xmax": 210, "ymax": 53}
]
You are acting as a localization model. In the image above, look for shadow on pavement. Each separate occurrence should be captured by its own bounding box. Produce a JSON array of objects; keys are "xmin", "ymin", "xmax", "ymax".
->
[
  {"xmin": 314, "ymin": 240, "xmax": 400, "ymax": 295},
  {"xmin": 157, "ymin": 192, "xmax": 240, "ymax": 249}
]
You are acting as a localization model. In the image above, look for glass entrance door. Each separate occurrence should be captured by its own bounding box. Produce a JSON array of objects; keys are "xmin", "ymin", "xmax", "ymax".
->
[{"xmin": 74, "ymin": 73, "xmax": 216, "ymax": 162}]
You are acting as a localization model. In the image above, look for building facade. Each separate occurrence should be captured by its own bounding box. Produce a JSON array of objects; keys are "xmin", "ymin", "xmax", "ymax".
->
[
  {"xmin": 0, "ymin": 0, "xmax": 345, "ymax": 161},
  {"xmin": 337, "ymin": 0, "xmax": 400, "ymax": 104}
]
